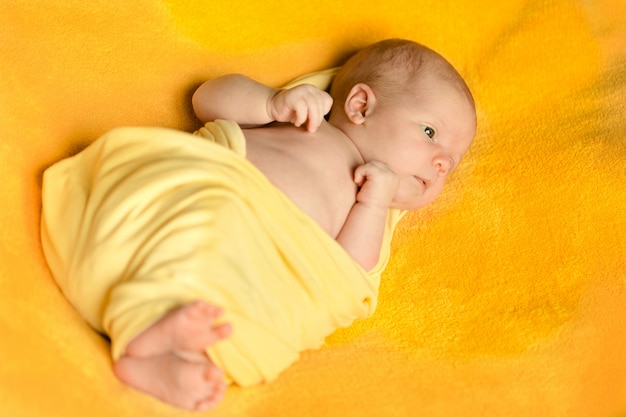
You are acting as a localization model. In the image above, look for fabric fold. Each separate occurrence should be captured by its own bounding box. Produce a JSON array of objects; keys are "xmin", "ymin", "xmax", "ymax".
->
[{"xmin": 41, "ymin": 119, "xmax": 402, "ymax": 386}]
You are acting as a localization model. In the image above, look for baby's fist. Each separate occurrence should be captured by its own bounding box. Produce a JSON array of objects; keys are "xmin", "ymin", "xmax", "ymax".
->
[
  {"xmin": 354, "ymin": 161, "xmax": 399, "ymax": 209},
  {"xmin": 268, "ymin": 84, "xmax": 333, "ymax": 132}
]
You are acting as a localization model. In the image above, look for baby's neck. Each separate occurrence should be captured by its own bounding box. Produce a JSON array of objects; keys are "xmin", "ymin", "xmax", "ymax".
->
[{"xmin": 322, "ymin": 121, "xmax": 366, "ymax": 169}]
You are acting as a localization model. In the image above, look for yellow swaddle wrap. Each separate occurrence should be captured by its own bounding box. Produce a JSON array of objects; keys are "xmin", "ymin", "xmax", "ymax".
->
[{"xmin": 40, "ymin": 119, "xmax": 402, "ymax": 386}]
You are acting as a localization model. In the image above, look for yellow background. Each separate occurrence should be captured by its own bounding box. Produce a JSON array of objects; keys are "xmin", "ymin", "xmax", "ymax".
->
[{"xmin": 1, "ymin": 1, "xmax": 625, "ymax": 416}]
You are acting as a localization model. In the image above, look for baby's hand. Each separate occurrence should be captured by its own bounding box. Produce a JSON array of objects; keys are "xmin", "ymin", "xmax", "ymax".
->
[
  {"xmin": 267, "ymin": 84, "xmax": 333, "ymax": 132},
  {"xmin": 354, "ymin": 161, "xmax": 400, "ymax": 209}
]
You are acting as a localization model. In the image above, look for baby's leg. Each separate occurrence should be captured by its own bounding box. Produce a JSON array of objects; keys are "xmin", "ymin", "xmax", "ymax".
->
[{"xmin": 114, "ymin": 301, "xmax": 232, "ymax": 410}]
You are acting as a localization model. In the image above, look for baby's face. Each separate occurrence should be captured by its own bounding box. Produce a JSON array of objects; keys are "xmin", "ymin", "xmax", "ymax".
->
[{"xmin": 368, "ymin": 81, "xmax": 476, "ymax": 210}]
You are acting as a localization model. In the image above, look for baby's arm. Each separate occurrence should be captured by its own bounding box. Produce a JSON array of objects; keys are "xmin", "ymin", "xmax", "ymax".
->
[
  {"xmin": 336, "ymin": 161, "xmax": 399, "ymax": 271},
  {"xmin": 192, "ymin": 74, "xmax": 332, "ymax": 132}
]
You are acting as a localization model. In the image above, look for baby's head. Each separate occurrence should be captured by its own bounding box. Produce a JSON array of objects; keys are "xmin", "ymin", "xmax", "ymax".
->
[{"xmin": 329, "ymin": 39, "xmax": 476, "ymax": 210}]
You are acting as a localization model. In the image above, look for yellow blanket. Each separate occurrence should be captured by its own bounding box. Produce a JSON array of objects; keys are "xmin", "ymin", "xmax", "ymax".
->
[
  {"xmin": 41, "ymin": 120, "xmax": 400, "ymax": 386},
  {"xmin": 2, "ymin": 0, "xmax": 625, "ymax": 416}
]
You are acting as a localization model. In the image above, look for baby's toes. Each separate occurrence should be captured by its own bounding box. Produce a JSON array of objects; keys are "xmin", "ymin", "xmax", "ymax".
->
[
  {"xmin": 211, "ymin": 322, "xmax": 233, "ymax": 341},
  {"xmin": 194, "ymin": 366, "xmax": 226, "ymax": 411},
  {"xmin": 204, "ymin": 364, "xmax": 224, "ymax": 383},
  {"xmin": 185, "ymin": 300, "xmax": 222, "ymax": 322}
]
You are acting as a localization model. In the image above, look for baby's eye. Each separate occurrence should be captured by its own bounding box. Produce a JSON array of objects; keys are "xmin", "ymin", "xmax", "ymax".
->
[{"xmin": 422, "ymin": 126, "xmax": 435, "ymax": 140}]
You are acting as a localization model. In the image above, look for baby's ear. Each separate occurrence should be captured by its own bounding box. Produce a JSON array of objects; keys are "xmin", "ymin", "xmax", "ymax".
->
[{"xmin": 344, "ymin": 83, "xmax": 377, "ymax": 125}]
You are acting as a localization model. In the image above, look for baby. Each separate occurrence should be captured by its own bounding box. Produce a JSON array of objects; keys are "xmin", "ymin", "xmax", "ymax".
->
[
  {"xmin": 45, "ymin": 39, "xmax": 476, "ymax": 411},
  {"xmin": 114, "ymin": 39, "xmax": 476, "ymax": 409}
]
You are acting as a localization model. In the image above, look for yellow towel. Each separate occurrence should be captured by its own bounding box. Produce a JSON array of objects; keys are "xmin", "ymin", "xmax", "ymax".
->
[
  {"xmin": 2, "ymin": 0, "xmax": 625, "ymax": 416},
  {"xmin": 41, "ymin": 120, "xmax": 402, "ymax": 386}
]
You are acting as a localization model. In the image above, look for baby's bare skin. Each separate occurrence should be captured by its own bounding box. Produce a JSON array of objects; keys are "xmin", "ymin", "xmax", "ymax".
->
[
  {"xmin": 113, "ymin": 301, "xmax": 231, "ymax": 411},
  {"xmin": 244, "ymin": 122, "xmax": 363, "ymax": 238},
  {"xmin": 114, "ymin": 42, "xmax": 477, "ymax": 410}
]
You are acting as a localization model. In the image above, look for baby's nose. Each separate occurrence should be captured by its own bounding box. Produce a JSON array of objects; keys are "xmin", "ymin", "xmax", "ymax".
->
[{"xmin": 433, "ymin": 155, "xmax": 452, "ymax": 176}]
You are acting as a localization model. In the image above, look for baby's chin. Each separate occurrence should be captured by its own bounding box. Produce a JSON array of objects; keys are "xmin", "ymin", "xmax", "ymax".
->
[
  {"xmin": 391, "ymin": 194, "xmax": 440, "ymax": 211},
  {"xmin": 391, "ymin": 178, "xmax": 447, "ymax": 210}
]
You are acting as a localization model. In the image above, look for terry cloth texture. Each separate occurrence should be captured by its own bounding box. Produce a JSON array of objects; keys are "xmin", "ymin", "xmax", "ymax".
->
[{"xmin": 1, "ymin": 0, "xmax": 625, "ymax": 416}]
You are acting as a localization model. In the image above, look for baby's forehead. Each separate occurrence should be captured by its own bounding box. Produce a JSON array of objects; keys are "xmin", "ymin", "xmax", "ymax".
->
[
  {"xmin": 406, "ymin": 78, "xmax": 474, "ymax": 119},
  {"xmin": 411, "ymin": 65, "xmax": 474, "ymax": 103},
  {"xmin": 421, "ymin": 80, "xmax": 477, "ymax": 147},
  {"xmin": 439, "ymin": 85, "xmax": 475, "ymax": 125}
]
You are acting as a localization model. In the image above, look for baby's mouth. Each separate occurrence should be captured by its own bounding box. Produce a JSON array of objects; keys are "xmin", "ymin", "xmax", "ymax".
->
[{"xmin": 414, "ymin": 176, "xmax": 429, "ymax": 190}]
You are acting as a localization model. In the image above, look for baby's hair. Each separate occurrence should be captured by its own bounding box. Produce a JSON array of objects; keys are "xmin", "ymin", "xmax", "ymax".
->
[{"xmin": 330, "ymin": 39, "xmax": 475, "ymax": 112}]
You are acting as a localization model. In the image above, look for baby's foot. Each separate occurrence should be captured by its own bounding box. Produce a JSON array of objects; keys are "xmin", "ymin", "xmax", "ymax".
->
[
  {"xmin": 114, "ymin": 352, "xmax": 226, "ymax": 411},
  {"xmin": 125, "ymin": 300, "xmax": 232, "ymax": 358},
  {"xmin": 116, "ymin": 301, "xmax": 232, "ymax": 410}
]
